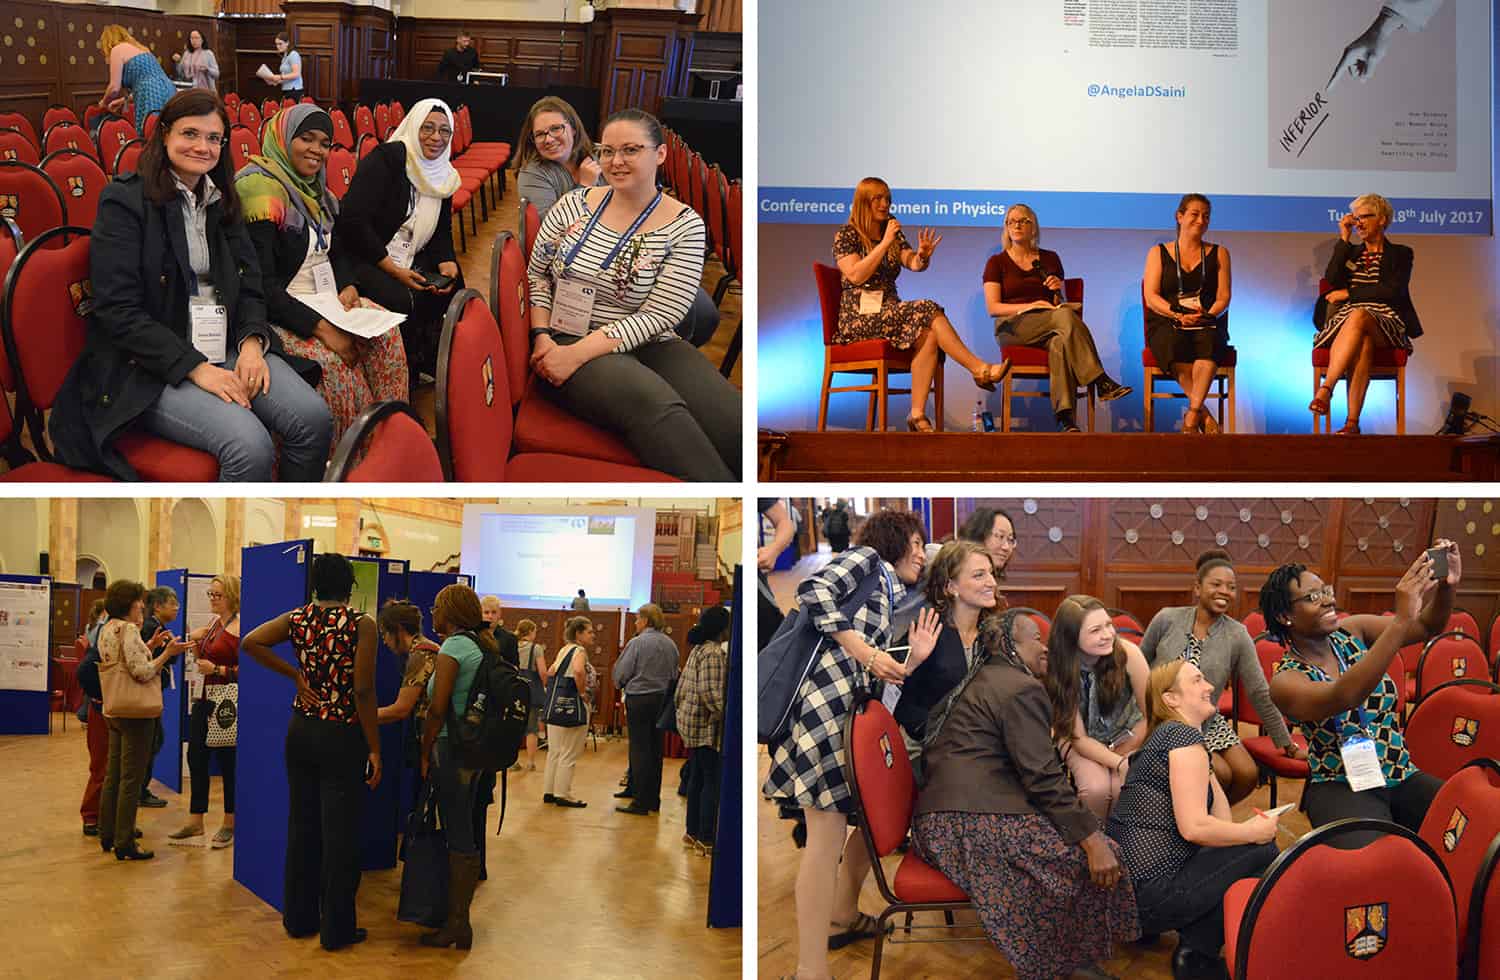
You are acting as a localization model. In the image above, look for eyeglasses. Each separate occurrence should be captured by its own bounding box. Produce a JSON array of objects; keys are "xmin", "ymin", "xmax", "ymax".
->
[
  {"xmin": 1354, "ymin": 213, "xmax": 1379, "ymax": 222},
  {"xmin": 532, "ymin": 123, "xmax": 569, "ymax": 144},
  {"xmin": 593, "ymin": 143, "xmax": 653, "ymax": 163},
  {"xmin": 1293, "ymin": 585, "xmax": 1336, "ymax": 604},
  {"xmin": 419, "ymin": 123, "xmax": 453, "ymax": 140},
  {"xmin": 205, "ymin": 591, "xmax": 224, "ymax": 599},
  {"xmin": 987, "ymin": 532, "xmax": 1018, "ymax": 545},
  {"xmin": 1005, "ymin": 217, "xmax": 1034, "ymax": 227},
  {"xmin": 174, "ymin": 128, "xmax": 224, "ymax": 147}
]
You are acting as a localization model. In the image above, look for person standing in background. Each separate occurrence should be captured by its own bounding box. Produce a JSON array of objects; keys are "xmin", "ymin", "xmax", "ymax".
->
[
  {"xmin": 675, "ymin": 606, "xmax": 730, "ymax": 855},
  {"xmin": 435, "ymin": 32, "xmax": 482, "ymax": 83},
  {"xmin": 269, "ymin": 33, "xmax": 303, "ymax": 95},
  {"xmin": 173, "ymin": 29, "xmax": 220, "ymax": 92},
  {"xmin": 136, "ymin": 587, "xmax": 182, "ymax": 811},
  {"xmin": 613, "ymin": 603, "xmax": 679, "ymax": 816},
  {"xmin": 571, "ymin": 589, "xmax": 590, "ymax": 611},
  {"xmin": 822, "ymin": 501, "xmax": 852, "ymax": 553}
]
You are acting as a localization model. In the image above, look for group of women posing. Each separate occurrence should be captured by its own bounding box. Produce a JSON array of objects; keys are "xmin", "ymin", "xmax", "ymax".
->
[
  {"xmin": 766, "ymin": 504, "xmax": 1461, "ymax": 980},
  {"xmin": 836, "ymin": 180, "xmax": 1421, "ymax": 435}
]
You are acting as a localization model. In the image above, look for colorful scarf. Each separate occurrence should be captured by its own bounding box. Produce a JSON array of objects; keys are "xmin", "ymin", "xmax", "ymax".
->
[{"xmin": 235, "ymin": 104, "xmax": 338, "ymax": 241}]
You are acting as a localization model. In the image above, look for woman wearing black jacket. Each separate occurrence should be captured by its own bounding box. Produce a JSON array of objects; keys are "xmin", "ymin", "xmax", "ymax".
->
[
  {"xmin": 330, "ymin": 98, "xmax": 462, "ymax": 382},
  {"xmin": 48, "ymin": 89, "xmax": 332, "ymax": 482},
  {"xmin": 1311, "ymin": 192, "xmax": 1422, "ymax": 435},
  {"xmin": 237, "ymin": 105, "xmax": 408, "ymax": 451}
]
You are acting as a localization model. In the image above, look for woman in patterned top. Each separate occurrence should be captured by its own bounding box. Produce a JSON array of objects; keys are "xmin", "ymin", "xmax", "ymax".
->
[
  {"xmin": 834, "ymin": 177, "xmax": 1003, "ymax": 432},
  {"xmin": 675, "ymin": 605, "xmax": 731, "ymax": 855},
  {"xmin": 1107, "ymin": 660, "xmax": 1281, "ymax": 980},
  {"xmin": 242, "ymin": 553, "xmax": 380, "ymax": 951},
  {"xmin": 764, "ymin": 509, "xmax": 933, "ymax": 980},
  {"xmin": 1262, "ymin": 543, "xmax": 1458, "ymax": 843},
  {"xmin": 1140, "ymin": 549, "xmax": 1300, "ymax": 803},
  {"xmin": 376, "ymin": 598, "xmax": 441, "ymax": 804},
  {"xmin": 1311, "ymin": 193, "xmax": 1423, "ymax": 434},
  {"xmin": 527, "ymin": 108, "xmax": 741, "ymax": 481}
]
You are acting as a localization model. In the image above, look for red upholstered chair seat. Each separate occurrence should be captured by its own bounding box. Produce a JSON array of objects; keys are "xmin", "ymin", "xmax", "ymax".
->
[
  {"xmin": 1241, "ymin": 733, "xmax": 1310, "ymax": 778},
  {"xmin": 513, "ymin": 378, "xmax": 641, "ymax": 466},
  {"xmin": 829, "ymin": 338, "xmax": 915, "ymax": 365},
  {"xmin": 1311, "ymin": 346, "xmax": 1407, "ymax": 368},
  {"xmin": 113, "ymin": 430, "xmax": 221, "ymax": 481},
  {"xmin": 506, "ymin": 452, "xmax": 677, "ymax": 482},
  {"xmin": 892, "ymin": 852, "xmax": 968, "ymax": 904},
  {"xmin": 339, "ymin": 408, "xmax": 444, "ymax": 482},
  {"xmin": 1001, "ymin": 344, "xmax": 1050, "ymax": 367},
  {"xmin": 1, "ymin": 461, "xmax": 113, "ymax": 482}
]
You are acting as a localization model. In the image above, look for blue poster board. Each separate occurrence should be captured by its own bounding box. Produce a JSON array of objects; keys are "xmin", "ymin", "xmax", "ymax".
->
[
  {"xmin": 0, "ymin": 573, "xmax": 52, "ymax": 735},
  {"xmin": 234, "ymin": 539, "xmax": 313, "ymax": 913},
  {"xmin": 707, "ymin": 568, "xmax": 742, "ymax": 928},
  {"xmin": 351, "ymin": 555, "xmax": 408, "ymax": 871},
  {"xmin": 151, "ymin": 569, "xmax": 188, "ymax": 792}
]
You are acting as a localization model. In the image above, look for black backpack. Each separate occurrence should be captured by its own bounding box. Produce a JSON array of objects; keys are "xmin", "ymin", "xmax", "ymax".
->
[{"xmin": 454, "ymin": 634, "xmax": 531, "ymax": 775}]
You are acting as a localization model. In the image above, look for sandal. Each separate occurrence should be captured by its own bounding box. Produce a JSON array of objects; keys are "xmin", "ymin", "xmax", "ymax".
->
[
  {"xmin": 211, "ymin": 828, "xmax": 234, "ymax": 849},
  {"xmin": 904, "ymin": 414, "xmax": 935, "ymax": 433},
  {"xmin": 168, "ymin": 826, "xmax": 204, "ymax": 844},
  {"xmin": 1202, "ymin": 412, "xmax": 1221, "ymax": 435},
  {"xmin": 828, "ymin": 911, "xmax": 891, "ymax": 950},
  {"xmin": 971, "ymin": 363, "xmax": 1004, "ymax": 392},
  {"xmin": 1309, "ymin": 384, "xmax": 1332, "ymax": 416},
  {"xmin": 1335, "ymin": 420, "xmax": 1361, "ymax": 435},
  {"xmin": 1181, "ymin": 407, "xmax": 1203, "ymax": 433}
]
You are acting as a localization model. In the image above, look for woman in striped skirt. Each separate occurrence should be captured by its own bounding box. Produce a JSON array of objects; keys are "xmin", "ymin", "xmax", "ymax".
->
[{"xmin": 1312, "ymin": 193, "xmax": 1422, "ymax": 435}]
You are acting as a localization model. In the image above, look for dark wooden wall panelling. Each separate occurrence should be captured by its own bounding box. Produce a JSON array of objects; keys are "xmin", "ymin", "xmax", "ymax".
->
[
  {"xmin": 281, "ymin": 2, "xmax": 396, "ymax": 107},
  {"xmin": 227, "ymin": 17, "xmax": 284, "ymax": 105},
  {"xmin": 394, "ymin": 17, "xmax": 589, "ymax": 88},
  {"xmin": 594, "ymin": 8, "xmax": 693, "ymax": 118}
]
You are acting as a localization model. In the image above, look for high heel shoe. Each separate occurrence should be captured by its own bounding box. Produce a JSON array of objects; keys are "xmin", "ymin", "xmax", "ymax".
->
[
  {"xmin": 971, "ymin": 363, "xmax": 1004, "ymax": 392},
  {"xmin": 904, "ymin": 414, "xmax": 935, "ymax": 433},
  {"xmin": 1181, "ymin": 407, "xmax": 1203, "ymax": 433},
  {"xmin": 1309, "ymin": 384, "xmax": 1332, "ymax": 416}
]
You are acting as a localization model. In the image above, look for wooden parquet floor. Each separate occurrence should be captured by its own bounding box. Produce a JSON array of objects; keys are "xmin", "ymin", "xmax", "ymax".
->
[{"xmin": 0, "ymin": 718, "xmax": 740, "ymax": 980}]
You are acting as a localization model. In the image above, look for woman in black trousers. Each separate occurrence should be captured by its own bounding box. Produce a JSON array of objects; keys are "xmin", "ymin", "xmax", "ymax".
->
[{"xmin": 243, "ymin": 554, "xmax": 381, "ymax": 952}]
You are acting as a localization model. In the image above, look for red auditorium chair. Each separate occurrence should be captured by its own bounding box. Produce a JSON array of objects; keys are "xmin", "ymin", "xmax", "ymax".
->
[
  {"xmin": 1142, "ymin": 281, "xmax": 1236, "ymax": 432},
  {"xmin": 1235, "ymin": 634, "xmax": 1311, "ymax": 807},
  {"xmin": 517, "ymin": 197, "xmax": 540, "ymax": 262},
  {"xmin": 299, "ymin": 96, "xmax": 314, "ymax": 105},
  {"xmin": 389, "ymin": 101, "xmax": 405, "ymax": 126},
  {"xmin": 238, "ymin": 102, "xmax": 262, "ymax": 136},
  {"xmin": 458, "ymin": 105, "xmax": 510, "ymax": 172},
  {"xmin": 1242, "ymin": 609, "xmax": 1267, "ymax": 639},
  {"xmin": 1416, "ymin": 632, "xmax": 1492, "ymax": 704},
  {"xmin": 329, "ymin": 108, "xmax": 355, "ymax": 149},
  {"xmin": 229, "ymin": 125, "xmax": 260, "ymax": 173},
  {"xmin": 1492, "ymin": 614, "xmax": 1500, "ymax": 671},
  {"xmin": 324, "ymin": 145, "xmax": 356, "ymax": 201},
  {"xmin": 374, "ymin": 102, "xmax": 392, "ymax": 140},
  {"xmin": 282, "ymin": 97, "xmax": 297, "ymax": 110},
  {"xmin": 1470, "ymin": 814, "xmax": 1500, "ymax": 980},
  {"xmin": 1108, "ymin": 608, "xmax": 1144, "ymax": 633},
  {"xmin": 842, "ymin": 695, "xmax": 980, "ymax": 979},
  {"xmin": 0, "ymin": 161, "xmax": 68, "ymax": 242},
  {"xmin": 704, "ymin": 163, "xmax": 728, "ymax": 276},
  {"xmin": 0, "ymin": 128, "xmax": 40, "ymax": 165},
  {"xmin": 1405, "ymin": 680, "xmax": 1500, "ymax": 780},
  {"xmin": 815, "ymin": 262, "xmax": 943, "ymax": 431},
  {"xmin": 83, "ymin": 104, "xmax": 109, "ymax": 134},
  {"xmin": 39, "ymin": 150, "xmax": 107, "ymax": 229},
  {"xmin": 716, "ymin": 179, "xmax": 743, "ymax": 378},
  {"xmin": 1222, "ymin": 819, "xmax": 1456, "ymax": 980},
  {"xmin": 354, "ymin": 104, "xmax": 376, "ymax": 142},
  {"xmin": 1, "ymin": 227, "xmax": 220, "ymax": 481},
  {"xmin": 43, "ymin": 122, "xmax": 96, "ymax": 163},
  {"xmin": 487, "ymin": 232, "xmax": 662, "ymax": 472},
  {"xmin": 112, "ymin": 138, "xmax": 145, "ymax": 176},
  {"xmin": 448, "ymin": 111, "xmax": 493, "ymax": 224},
  {"xmin": 356, "ymin": 132, "xmax": 379, "ymax": 161},
  {"xmin": 1312, "ymin": 278, "xmax": 1406, "ymax": 433},
  {"xmin": 0, "ymin": 113, "xmax": 40, "ymax": 151},
  {"xmin": 94, "ymin": 116, "xmax": 136, "ymax": 175},
  {"xmin": 325, "ymin": 401, "xmax": 444, "ymax": 482},
  {"xmin": 143, "ymin": 112, "xmax": 159, "ymax": 140},
  {"xmin": 708, "ymin": 169, "xmax": 737, "ymax": 303},
  {"xmin": 1416, "ymin": 758, "xmax": 1500, "ymax": 965},
  {"xmin": 1008, "ymin": 606, "xmax": 1051, "ymax": 642},
  {"xmin": 261, "ymin": 98, "xmax": 280, "ymax": 124},
  {"xmin": 43, "ymin": 105, "xmax": 79, "ymax": 132},
  {"xmin": 1449, "ymin": 609, "xmax": 1481, "ymax": 641},
  {"xmin": 223, "ymin": 92, "xmax": 240, "ymax": 114},
  {"xmin": 996, "ymin": 278, "xmax": 1095, "ymax": 431}
]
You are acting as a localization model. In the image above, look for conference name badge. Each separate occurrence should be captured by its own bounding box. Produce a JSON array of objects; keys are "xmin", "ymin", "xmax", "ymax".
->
[
  {"xmin": 858, "ymin": 289, "xmax": 883, "ymax": 316},
  {"xmin": 311, "ymin": 261, "xmax": 337, "ymax": 295},
  {"xmin": 550, "ymin": 278, "xmax": 596, "ymax": 337},
  {"xmin": 189, "ymin": 297, "xmax": 228, "ymax": 364},
  {"xmin": 1340, "ymin": 736, "xmax": 1384, "ymax": 792},
  {"xmin": 386, "ymin": 235, "xmax": 415, "ymax": 270}
]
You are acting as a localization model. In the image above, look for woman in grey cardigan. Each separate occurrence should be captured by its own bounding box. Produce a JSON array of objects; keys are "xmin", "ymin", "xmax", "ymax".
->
[
  {"xmin": 173, "ymin": 30, "xmax": 220, "ymax": 92},
  {"xmin": 1139, "ymin": 549, "xmax": 1303, "ymax": 803}
]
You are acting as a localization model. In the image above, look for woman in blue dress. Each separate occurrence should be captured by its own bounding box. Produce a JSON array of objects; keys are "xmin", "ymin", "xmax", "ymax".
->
[{"xmin": 98, "ymin": 26, "xmax": 177, "ymax": 133}]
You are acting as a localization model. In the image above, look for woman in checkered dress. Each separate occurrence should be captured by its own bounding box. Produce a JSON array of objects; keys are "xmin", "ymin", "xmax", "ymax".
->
[{"xmin": 764, "ymin": 509, "xmax": 933, "ymax": 980}]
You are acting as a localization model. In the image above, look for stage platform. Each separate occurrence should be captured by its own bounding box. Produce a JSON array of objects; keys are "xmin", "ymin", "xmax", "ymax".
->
[{"xmin": 758, "ymin": 430, "xmax": 1500, "ymax": 482}]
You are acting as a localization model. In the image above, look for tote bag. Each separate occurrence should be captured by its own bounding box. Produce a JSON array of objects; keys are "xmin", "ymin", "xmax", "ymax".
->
[
  {"xmin": 543, "ymin": 646, "xmax": 587, "ymax": 728},
  {"xmin": 99, "ymin": 623, "xmax": 162, "ymax": 719},
  {"xmin": 205, "ymin": 683, "xmax": 239, "ymax": 748},
  {"xmin": 397, "ymin": 778, "xmax": 448, "ymax": 927}
]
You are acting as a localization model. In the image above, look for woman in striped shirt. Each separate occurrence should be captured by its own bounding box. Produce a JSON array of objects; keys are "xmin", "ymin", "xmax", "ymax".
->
[
  {"xmin": 1312, "ymin": 193, "xmax": 1422, "ymax": 435},
  {"xmin": 526, "ymin": 108, "xmax": 741, "ymax": 481}
]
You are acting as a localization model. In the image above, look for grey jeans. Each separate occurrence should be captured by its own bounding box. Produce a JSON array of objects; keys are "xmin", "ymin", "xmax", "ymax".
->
[{"xmin": 994, "ymin": 305, "xmax": 1107, "ymax": 414}]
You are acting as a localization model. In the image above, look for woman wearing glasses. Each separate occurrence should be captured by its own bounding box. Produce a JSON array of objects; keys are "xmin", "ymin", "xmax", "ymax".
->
[
  {"xmin": 982, "ymin": 204, "xmax": 1132, "ymax": 433},
  {"xmin": 1262, "ymin": 543, "xmax": 1459, "ymax": 840},
  {"xmin": 168, "ymin": 575, "xmax": 241, "ymax": 848},
  {"xmin": 526, "ymin": 108, "xmax": 741, "ymax": 481},
  {"xmin": 1142, "ymin": 194, "xmax": 1233, "ymax": 433},
  {"xmin": 1311, "ymin": 194, "xmax": 1421, "ymax": 434},
  {"xmin": 332, "ymin": 98, "xmax": 462, "ymax": 382},
  {"xmin": 49, "ymin": 89, "xmax": 333, "ymax": 482}
]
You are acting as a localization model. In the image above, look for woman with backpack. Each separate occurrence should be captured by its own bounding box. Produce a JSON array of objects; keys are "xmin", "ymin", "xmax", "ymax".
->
[
  {"xmin": 417, "ymin": 584, "xmax": 499, "ymax": 950},
  {"xmin": 542, "ymin": 616, "xmax": 595, "ymax": 810}
]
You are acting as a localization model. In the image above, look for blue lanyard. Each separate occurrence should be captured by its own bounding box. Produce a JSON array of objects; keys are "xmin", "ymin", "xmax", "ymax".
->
[
  {"xmin": 1330, "ymin": 642, "xmax": 1372, "ymax": 734},
  {"xmin": 561, "ymin": 189, "xmax": 662, "ymax": 274}
]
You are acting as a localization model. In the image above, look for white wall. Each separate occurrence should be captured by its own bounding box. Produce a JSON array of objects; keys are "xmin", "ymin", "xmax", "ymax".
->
[{"xmin": 77, "ymin": 499, "xmax": 147, "ymax": 583}]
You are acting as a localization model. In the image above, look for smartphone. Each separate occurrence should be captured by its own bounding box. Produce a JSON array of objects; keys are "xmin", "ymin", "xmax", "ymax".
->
[
  {"xmin": 420, "ymin": 272, "xmax": 454, "ymax": 291},
  {"xmin": 1426, "ymin": 545, "xmax": 1449, "ymax": 580}
]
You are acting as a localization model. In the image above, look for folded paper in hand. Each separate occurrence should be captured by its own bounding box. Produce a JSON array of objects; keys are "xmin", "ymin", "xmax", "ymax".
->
[
  {"xmin": 255, "ymin": 63, "xmax": 276, "ymax": 83},
  {"xmin": 298, "ymin": 293, "xmax": 407, "ymax": 339}
]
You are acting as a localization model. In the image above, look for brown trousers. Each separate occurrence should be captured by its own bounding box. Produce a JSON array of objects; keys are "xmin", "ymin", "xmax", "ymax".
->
[{"xmin": 994, "ymin": 305, "xmax": 1107, "ymax": 414}]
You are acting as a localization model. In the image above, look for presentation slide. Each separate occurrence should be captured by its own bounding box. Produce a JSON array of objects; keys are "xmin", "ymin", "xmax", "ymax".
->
[
  {"xmin": 0, "ymin": 578, "xmax": 51, "ymax": 693},
  {"xmin": 759, "ymin": 0, "xmax": 1493, "ymax": 233},
  {"xmin": 459, "ymin": 508, "xmax": 656, "ymax": 610}
]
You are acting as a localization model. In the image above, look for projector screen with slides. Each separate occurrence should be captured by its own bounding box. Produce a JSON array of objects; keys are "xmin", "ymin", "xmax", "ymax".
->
[
  {"xmin": 759, "ymin": 0, "xmax": 1493, "ymax": 234},
  {"xmin": 459, "ymin": 507, "xmax": 656, "ymax": 610}
]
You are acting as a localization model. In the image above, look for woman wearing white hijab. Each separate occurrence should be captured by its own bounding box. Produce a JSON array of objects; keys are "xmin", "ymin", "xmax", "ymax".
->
[{"xmin": 331, "ymin": 97, "xmax": 463, "ymax": 384}]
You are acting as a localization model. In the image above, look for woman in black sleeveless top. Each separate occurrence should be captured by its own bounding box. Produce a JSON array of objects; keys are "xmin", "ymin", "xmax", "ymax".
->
[{"xmin": 1142, "ymin": 194, "xmax": 1233, "ymax": 433}]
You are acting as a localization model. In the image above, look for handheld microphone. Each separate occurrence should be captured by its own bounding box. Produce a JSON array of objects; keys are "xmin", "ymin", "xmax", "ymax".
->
[{"xmin": 1031, "ymin": 260, "xmax": 1061, "ymax": 305}]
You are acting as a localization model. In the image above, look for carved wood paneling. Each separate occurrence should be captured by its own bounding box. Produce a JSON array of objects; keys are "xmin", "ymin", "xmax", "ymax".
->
[
  {"xmin": 594, "ymin": 8, "xmax": 693, "ymax": 118},
  {"xmin": 394, "ymin": 18, "xmax": 588, "ymax": 87}
]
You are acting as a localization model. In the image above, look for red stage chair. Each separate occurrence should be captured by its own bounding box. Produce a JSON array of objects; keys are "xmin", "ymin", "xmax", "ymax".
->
[
  {"xmin": 1312, "ymin": 278, "xmax": 1407, "ymax": 434},
  {"xmin": 517, "ymin": 197, "xmax": 540, "ymax": 263},
  {"xmin": 0, "ymin": 128, "xmax": 40, "ymax": 166},
  {"xmin": 1222, "ymin": 819, "xmax": 1456, "ymax": 980},
  {"xmin": 95, "ymin": 117, "xmax": 136, "ymax": 175},
  {"xmin": 374, "ymin": 102, "xmax": 392, "ymax": 140},
  {"xmin": 0, "ymin": 113, "xmax": 40, "ymax": 151},
  {"xmin": 43, "ymin": 105, "xmax": 79, "ymax": 132},
  {"xmin": 0, "ymin": 161, "xmax": 68, "ymax": 242},
  {"xmin": 814, "ymin": 262, "xmax": 944, "ymax": 432},
  {"xmin": 43, "ymin": 122, "xmax": 96, "ymax": 163},
  {"xmin": 325, "ymin": 401, "xmax": 442, "ymax": 481},
  {"xmin": 229, "ymin": 125, "xmax": 260, "ymax": 173},
  {"xmin": 1416, "ymin": 632, "xmax": 1492, "ymax": 704},
  {"xmin": 356, "ymin": 132, "xmax": 378, "ymax": 161},
  {"xmin": 324, "ymin": 145, "xmax": 356, "ymax": 201},
  {"xmin": 39, "ymin": 150, "xmax": 107, "ymax": 229},
  {"xmin": 1416, "ymin": 758, "xmax": 1500, "ymax": 963},
  {"xmin": 329, "ymin": 108, "xmax": 354, "ymax": 149},
  {"xmin": 1405, "ymin": 680, "xmax": 1500, "ymax": 780},
  {"xmin": 1, "ymin": 227, "xmax": 219, "ymax": 481},
  {"xmin": 997, "ymin": 278, "xmax": 1095, "ymax": 431},
  {"xmin": 112, "ymin": 138, "xmax": 145, "ymax": 176},
  {"xmin": 843, "ymin": 695, "xmax": 980, "ymax": 979},
  {"xmin": 238, "ymin": 102, "xmax": 262, "ymax": 135},
  {"xmin": 1140, "ymin": 281, "xmax": 1236, "ymax": 432},
  {"xmin": 354, "ymin": 104, "xmax": 376, "ymax": 142}
]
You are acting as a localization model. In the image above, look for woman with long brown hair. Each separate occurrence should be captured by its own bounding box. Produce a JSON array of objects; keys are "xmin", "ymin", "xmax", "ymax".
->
[
  {"xmin": 1044, "ymin": 595, "xmax": 1150, "ymax": 819},
  {"xmin": 832, "ymin": 177, "xmax": 1003, "ymax": 432},
  {"xmin": 513, "ymin": 96, "xmax": 601, "ymax": 218}
]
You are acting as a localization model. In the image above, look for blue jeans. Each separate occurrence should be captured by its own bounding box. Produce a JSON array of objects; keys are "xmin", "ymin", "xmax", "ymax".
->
[
  {"xmin": 138, "ymin": 351, "xmax": 332, "ymax": 482},
  {"xmin": 434, "ymin": 739, "xmax": 481, "ymax": 856}
]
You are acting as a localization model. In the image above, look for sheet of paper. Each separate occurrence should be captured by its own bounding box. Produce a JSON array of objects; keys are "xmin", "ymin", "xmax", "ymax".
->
[
  {"xmin": 298, "ymin": 293, "xmax": 406, "ymax": 339},
  {"xmin": 255, "ymin": 63, "xmax": 275, "ymax": 83},
  {"xmin": 1261, "ymin": 803, "xmax": 1296, "ymax": 819}
]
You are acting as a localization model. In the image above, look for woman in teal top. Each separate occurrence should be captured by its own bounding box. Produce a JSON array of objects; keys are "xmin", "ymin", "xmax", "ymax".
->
[
  {"xmin": 1262, "ymin": 542, "xmax": 1459, "ymax": 845},
  {"xmin": 418, "ymin": 583, "xmax": 498, "ymax": 950}
]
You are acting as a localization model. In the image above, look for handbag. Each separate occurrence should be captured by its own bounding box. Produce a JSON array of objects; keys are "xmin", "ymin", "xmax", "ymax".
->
[
  {"xmin": 397, "ymin": 778, "xmax": 448, "ymax": 927},
  {"xmin": 543, "ymin": 646, "xmax": 587, "ymax": 728},
  {"xmin": 98, "ymin": 624, "xmax": 163, "ymax": 720},
  {"xmin": 204, "ymin": 683, "xmax": 238, "ymax": 748},
  {"xmin": 757, "ymin": 561, "xmax": 888, "ymax": 744}
]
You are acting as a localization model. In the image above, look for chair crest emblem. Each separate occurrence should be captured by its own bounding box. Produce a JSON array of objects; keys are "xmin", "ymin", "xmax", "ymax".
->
[
  {"xmin": 481, "ymin": 355, "xmax": 494, "ymax": 407},
  {"xmin": 1, "ymin": 149, "xmax": 15, "ymax": 161},
  {"xmin": 516, "ymin": 282, "xmax": 525, "ymax": 320},
  {"xmin": 67, "ymin": 175, "xmax": 85, "ymax": 197},
  {"xmin": 1452, "ymin": 717, "xmax": 1479, "ymax": 747},
  {"xmin": 1345, "ymin": 903, "xmax": 1387, "ymax": 959},
  {"xmin": 69, "ymin": 279, "xmax": 93, "ymax": 317},
  {"xmin": 0, "ymin": 194, "xmax": 15, "ymax": 218},
  {"xmin": 878, "ymin": 732, "xmax": 893, "ymax": 769},
  {"xmin": 1452, "ymin": 656, "xmax": 1467, "ymax": 677},
  {"xmin": 1444, "ymin": 807, "xmax": 1468, "ymax": 852}
]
